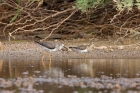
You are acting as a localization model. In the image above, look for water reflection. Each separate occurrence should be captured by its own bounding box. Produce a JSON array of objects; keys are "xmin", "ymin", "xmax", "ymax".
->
[
  {"xmin": 0, "ymin": 59, "xmax": 140, "ymax": 93},
  {"xmin": 0, "ymin": 59, "xmax": 140, "ymax": 78},
  {"xmin": 68, "ymin": 59, "xmax": 140, "ymax": 78}
]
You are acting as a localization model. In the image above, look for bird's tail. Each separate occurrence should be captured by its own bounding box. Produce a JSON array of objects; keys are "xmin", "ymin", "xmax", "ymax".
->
[
  {"xmin": 69, "ymin": 47, "xmax": 73, "ymax": 48},
  {"xmin": 69, "ymin": 47, "xmax": 77, "ymax": 49}
]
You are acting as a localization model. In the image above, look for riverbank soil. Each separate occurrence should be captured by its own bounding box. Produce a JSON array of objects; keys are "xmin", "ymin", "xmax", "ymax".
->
[
  {"xmin": 0, "ymin": 38, "xmax": 140, "ymax": 60},
  {"xmin": 0, "ymin": 1, "xmax": 140, "ymax": 60}
]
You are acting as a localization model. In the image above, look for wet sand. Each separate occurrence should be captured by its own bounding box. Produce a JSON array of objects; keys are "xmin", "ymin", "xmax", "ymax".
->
[{"xmin": 0, "ymin": 41, "xmax": 140, "ymax": 60}]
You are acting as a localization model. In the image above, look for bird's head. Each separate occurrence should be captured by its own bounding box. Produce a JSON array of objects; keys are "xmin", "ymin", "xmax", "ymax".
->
[
  {"xmin": 89, "ymin": 42, "xmax": 94, "ymax": 47},
  {"xmin": 56, "ymin": 44, "xmax": 64, "ymax": 50}
]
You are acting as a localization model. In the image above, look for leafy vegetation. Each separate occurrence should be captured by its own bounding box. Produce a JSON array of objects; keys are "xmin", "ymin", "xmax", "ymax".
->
[
  {"xmin": 75, "ymin": 0, "xmax": 140, "ymax": 12},
  {"xmin": 75, "ymin": 0, "xmax": 110, "ymax": 12},
  {"xmin": 115, "ymin": 0, "xmax": 134, "ymax": 11}
]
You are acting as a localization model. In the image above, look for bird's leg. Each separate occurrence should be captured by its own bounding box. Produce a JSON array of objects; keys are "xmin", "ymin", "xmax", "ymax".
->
[
  {"xmin": 41, "ymin": 59, "xmax": 47, "ymax": 69},
  {"xmin": 42, "ymin": 52, "xmax": 47, "ymax": 61},
  {"xmin": 48, "ymin": 52, "xmax": 52, "ymax": 68},
  {"xmin": 48, "ymin": 52, "xmax": 52, "ymax": 74}
]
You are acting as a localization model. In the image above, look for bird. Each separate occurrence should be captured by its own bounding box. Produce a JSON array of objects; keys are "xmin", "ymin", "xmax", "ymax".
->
[
  {"xmin": 34, "ymin": 36, "xmax": 64, "ymax": 52},
  {"xmin": 34, "ymin": 36, "xmax": 66, "ymax": 61},
  {"xmin": 35, "ymin": 41, "xmax": 64, "ymax": 52},
  {"xmin": 69, "ymin": 42, "xmax": 94, "ymax": 53}
]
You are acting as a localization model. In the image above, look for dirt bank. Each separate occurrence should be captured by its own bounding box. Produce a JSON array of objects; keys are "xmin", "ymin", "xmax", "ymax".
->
[{"xmin": 0, "ymin": 40, "xmax": 140, "ymax": 60}]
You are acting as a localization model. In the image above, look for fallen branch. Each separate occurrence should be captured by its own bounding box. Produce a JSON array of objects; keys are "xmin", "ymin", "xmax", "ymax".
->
[{"xmin": 40, "ymin": 9, "xmax": 78, "ymax": 41}]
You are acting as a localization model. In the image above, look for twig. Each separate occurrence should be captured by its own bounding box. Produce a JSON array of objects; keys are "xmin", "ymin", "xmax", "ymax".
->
[{"xmin": 40, "ymin": 9, "xmax": 78, "ymax": 41}]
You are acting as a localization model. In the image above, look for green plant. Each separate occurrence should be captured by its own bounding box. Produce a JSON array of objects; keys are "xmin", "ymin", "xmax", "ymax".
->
[
  {"xmin": 134, "ymin": 0, "xmax": 140, "ymax": 9},
  {"xmin": 113, "ymin": 0, "xmax": 140, "ymax": 10},
  {"xmin": 74, "ymin": 0, "xmax": 111, "ymax": 12},
  {"xmin": 10, "ymin": 0, "xmax": 21, "ymax": 23},
  {"xmin": 115, "ymin": 0, "xmax": 133, "ymax": 11},
  {"xmin": 75, "ymin": 0, "xmax": 140, "ymax": 12},
  {"xmin": 2, "ymin": 0, "xmax": 5, "ymax": 2}
]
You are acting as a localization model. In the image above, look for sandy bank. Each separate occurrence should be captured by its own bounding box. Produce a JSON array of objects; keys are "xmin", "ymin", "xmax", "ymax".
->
[{"xmin": 0, "ymin": 41, "xmax": 140, "ymax": 60}]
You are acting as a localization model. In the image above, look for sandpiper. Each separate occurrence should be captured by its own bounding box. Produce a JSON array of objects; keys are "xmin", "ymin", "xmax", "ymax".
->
[
  {"xmin": 34, "ymin": 36, "xmax": 66, "ymax": 61},
  {"xmin": 34, "ymin": 36, "xmax": 64, "ymax": 52},
  {"xmin": 69, "ymin": 42, "xmax": 94, "ymax": 53}
]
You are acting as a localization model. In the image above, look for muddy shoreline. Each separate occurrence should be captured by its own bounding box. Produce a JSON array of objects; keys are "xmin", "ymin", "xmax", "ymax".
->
[{"xmin": 0, "ymin": 41, "xmax": 140, "ymax": 60}]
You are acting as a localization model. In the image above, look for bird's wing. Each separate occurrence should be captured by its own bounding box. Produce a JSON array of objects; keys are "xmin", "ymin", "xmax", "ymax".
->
[
  {"xmin": 36, "ymin": 41, "xmax": 56, "ymax": 49},
  {"xmin": 69, "ymin": 45, "xmax": 86, "ymax": 50},
  {"xmin": 77, "ymin": 45, "xmax": 87, "ymax": 50}
]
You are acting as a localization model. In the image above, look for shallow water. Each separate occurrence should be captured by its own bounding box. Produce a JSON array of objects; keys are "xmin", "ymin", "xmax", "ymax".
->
[{"xmin": 0, "ymin": 59, "xmax": 140, "ymax": 93}]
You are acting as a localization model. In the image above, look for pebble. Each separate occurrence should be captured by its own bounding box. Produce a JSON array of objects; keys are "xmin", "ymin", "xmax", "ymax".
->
[{"xmin": 0, "ymin": 75, "xmax": 139, "ymax": 92}]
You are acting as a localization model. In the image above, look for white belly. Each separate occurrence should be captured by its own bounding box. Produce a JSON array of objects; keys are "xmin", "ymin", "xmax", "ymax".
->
[{"xmin": 72, "ymin": 48, "xmax": 88, "ymax": 53}]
